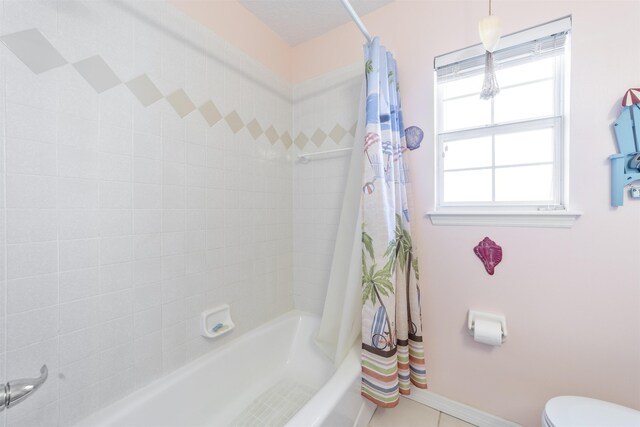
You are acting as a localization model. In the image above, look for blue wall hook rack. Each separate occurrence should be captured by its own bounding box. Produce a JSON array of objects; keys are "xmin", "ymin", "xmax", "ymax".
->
[{"xmin": 611, "ymin": 104, "xmax": 640, "ymax": 206}]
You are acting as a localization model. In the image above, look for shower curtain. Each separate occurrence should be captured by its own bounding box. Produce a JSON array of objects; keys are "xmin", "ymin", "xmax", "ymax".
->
[
  {"xmin": 359, "ymin": 38, "xmax": 427, "ymax": 407},
  {"xmin": 315, "ymin": 37, "xmax": 426, "ymax": 408},
  {"xmin": 314, "ymin": 80, "xmax": 366, "ymax": 365}
]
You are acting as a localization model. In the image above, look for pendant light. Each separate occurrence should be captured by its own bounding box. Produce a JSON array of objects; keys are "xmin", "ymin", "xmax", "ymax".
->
[{"xmin": 479, "ymin": 0, "xmax": 501, "ymax": 99}]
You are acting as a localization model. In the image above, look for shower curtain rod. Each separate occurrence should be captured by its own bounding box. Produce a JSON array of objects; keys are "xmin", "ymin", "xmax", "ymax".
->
[{"xmin": 339, "ymin": 0, "xmax": 372, "ymax": 43}]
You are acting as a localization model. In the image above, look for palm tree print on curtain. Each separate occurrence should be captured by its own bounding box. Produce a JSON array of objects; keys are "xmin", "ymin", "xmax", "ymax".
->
[{"xmin": 360, "ymin": 38, "xmax": 427, "ymax": 408}]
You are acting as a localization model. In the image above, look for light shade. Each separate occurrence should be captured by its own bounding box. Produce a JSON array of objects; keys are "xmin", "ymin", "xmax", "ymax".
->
[{"xmin": 479, "ymin": 15, "xmax": 502, "ymax": 52}]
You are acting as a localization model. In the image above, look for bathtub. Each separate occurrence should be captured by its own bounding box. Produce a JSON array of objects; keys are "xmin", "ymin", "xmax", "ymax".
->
[{"xmin": 76, "ymin": 311, "xmax": 375, "ymax": 427}]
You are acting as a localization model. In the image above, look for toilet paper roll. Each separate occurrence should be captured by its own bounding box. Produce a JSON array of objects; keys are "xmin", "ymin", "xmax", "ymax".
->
[{"xmin": 473, "ymin": 318, "xmax": 503, "ymax": 346}]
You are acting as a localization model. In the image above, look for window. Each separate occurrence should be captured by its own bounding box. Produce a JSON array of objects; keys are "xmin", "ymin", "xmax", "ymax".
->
[{"xmin": 429, "ymin": 16, "xmax": 580, "ymax": 227}]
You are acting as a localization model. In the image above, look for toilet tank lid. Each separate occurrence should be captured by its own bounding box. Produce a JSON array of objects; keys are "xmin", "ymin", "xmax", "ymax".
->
[{"xmin": 545, "ymin": 396, "xmax": 640, "ymax": 427}]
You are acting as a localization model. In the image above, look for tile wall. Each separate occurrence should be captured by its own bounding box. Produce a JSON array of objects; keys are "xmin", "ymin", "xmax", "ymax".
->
[
  {"xmin": 291, "ymin": 65, "xmax": 361, "ymax": 314},
  {"xmin": 0, "ymin": 1, "xmax": 293, "ymax": 425}
]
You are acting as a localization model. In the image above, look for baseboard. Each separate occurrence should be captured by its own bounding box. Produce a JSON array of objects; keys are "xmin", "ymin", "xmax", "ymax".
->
[{"xmin": 404, "ymin": 388, "xmax": 523, "ymax": 427}]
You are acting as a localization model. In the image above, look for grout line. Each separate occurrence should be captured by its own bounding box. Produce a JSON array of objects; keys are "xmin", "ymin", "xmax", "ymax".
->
[{"xmin": 0, "ymin": 7, "xmax": 8, "ymax": 427}]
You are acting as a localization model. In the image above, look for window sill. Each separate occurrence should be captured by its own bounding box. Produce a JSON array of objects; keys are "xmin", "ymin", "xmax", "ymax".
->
[{"xmin": 425, "ymin": 210, "xmax": 582, "ymax": 228}]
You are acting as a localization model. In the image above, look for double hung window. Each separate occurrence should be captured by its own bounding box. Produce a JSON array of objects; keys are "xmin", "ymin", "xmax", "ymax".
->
[{"xmin": 430, "ymin": 17, "xmax": 578, "ymax": 227}]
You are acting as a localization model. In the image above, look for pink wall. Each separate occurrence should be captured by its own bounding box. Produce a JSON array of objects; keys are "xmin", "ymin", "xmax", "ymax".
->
[
  {"xmin": 292, "ymin": 1, "xmax": 640, "ymax": 426},
  {"xmin": 171, "ymin": 0, "xmax": 292, "ymax": 81}
]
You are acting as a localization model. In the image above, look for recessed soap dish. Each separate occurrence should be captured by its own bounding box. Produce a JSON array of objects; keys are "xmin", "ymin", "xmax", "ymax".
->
[{"xmin": 200, "ymin": 304, "xmax": 235, "ymax": 339}]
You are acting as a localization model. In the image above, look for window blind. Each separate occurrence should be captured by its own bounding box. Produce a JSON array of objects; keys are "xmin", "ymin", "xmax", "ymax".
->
[{"xmin": 434, "ymin": 16, "xmax": 571, "ymax": 81}]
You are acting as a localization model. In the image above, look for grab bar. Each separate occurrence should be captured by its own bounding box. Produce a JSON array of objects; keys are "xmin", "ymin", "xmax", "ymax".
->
[
  {"xmin": 0, "ymin": 365, "xmax": 48, "ymax": 410},
  {"xmin": 297, "ymin": 147, "xmax": 353, "ymax": 163}
]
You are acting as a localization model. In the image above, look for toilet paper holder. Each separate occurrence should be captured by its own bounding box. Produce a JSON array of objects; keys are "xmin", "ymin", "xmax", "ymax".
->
[{"xmin": 467, "ymin": 310, "xmax": 508, "ymax": 343}]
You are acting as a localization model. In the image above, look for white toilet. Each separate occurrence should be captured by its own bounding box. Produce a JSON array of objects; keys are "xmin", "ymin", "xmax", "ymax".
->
[{"xmin": 543, "ymin": 396, "xmax": 640, "ymax": 427}]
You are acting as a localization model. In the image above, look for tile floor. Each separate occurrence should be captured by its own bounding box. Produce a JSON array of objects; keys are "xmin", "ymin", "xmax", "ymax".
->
[{"xmin": 370, "ymin": 397, "xmax": 478, "ymax": 427}]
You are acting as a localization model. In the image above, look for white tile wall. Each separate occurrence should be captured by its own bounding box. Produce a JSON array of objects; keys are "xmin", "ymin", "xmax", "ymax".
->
[
  {"xmin": 0, "ymin": 1, "xmax": 293, "ymax": 426},
  {"xmin": 291, "ymin": 65, "xmax": 361, "ymax": 314},
  {"xmin": 0, "ymin": 1, "xmax": 365, "ymax": 425}
]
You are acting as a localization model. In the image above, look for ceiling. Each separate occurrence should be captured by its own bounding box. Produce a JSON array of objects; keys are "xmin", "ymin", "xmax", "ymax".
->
[{"xmin": 238, "ymin": 0, "xmax": 394, "ymax": 46}]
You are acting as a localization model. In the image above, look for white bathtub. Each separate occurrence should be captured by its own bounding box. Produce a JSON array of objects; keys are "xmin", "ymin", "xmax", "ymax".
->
[{"xmin": 76, "ymin": 311, "xmax": 375, "ymax": 427}]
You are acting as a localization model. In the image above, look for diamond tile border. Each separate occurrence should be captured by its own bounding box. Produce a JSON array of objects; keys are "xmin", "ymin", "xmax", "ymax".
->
[
  {"xmin": 166, "ymin": 88, "xmax": 196, "ymax": 118},
  {"xmin": 246, "ymin": 119, "xmax": 263, "ymax": 140},
  {"xmin": 73, "ymin": 55, "xmax": 121, "ymax": 94},
  {"xmin": 264, "ymin": 126, "xmax": 279, "ymax": 145},
  {"xmin": 294, "ymin": 132, "xmax": 309, "ymax": 149},
  {"xmin": 199, "ymin": 101, "xmax": 223, "ymax": 127},
  {"xmin": 310, "ymin": 129, "xmax": 327, "ymax": 147},
  {"xmin": 126, "ymin": 74, "xmax": 163, "ymax": 107},
  {"xmin": 281, "ymin": 131, "xmax": 293, "ymax": 149},
  {"xmin": 225, "ymin": 111, "xmax": 244, "ymax": 134},
  {"xmin": 349, "ymin": 122, "xmax": 358, "ymax": 136},
  {"xmin": 0, "ymin": 28, "xmax": 67, "ymax": 74},
  {"xmin": 0, "ymin": 27, "xmax": 357, "ymax": 150},
  {"xmin": 292, "ymin": 121, "xmax": 357, "ymax": 149},
  {"xmin": 329, "ymin": 124, "xmax": 347, "ymax": 144}
]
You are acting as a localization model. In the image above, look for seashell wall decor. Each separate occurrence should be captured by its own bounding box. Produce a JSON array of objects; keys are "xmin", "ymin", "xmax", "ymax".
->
[
  {"xmin": 405, "ymin": 126, "xmax": 424, "ymax": 151},
  {"xmin": 474, "ymin": 237, "xmax": 503, "ymax": 275}
]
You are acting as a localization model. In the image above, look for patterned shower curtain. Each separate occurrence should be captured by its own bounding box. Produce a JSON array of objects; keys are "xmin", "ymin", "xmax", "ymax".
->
[{"xmin": 360, "ymin": 38, "xmax": 427, "ymax": 407}]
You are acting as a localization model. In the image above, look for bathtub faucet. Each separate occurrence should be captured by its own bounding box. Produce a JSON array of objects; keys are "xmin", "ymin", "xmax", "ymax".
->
[{"xmin": 0, "ymin": 365, "xmax": 48, "ymax": 410}]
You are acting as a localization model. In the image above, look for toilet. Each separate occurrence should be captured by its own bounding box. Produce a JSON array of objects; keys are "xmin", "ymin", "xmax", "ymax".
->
[{"xmin": 543, "ymin": 396, "xmax": 640, "ymax": 427}]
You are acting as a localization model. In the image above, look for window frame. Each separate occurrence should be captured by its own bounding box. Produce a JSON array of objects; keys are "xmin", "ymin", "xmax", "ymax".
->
[{"xmin": 427, "ymin": 16, "xmax": 580, "ymax": 228}]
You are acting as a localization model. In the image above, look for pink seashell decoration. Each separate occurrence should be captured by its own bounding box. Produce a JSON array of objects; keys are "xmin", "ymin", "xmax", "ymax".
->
[{"xmin": 474, "ymin": 237, "xmax": 502, "ymax": 275}]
